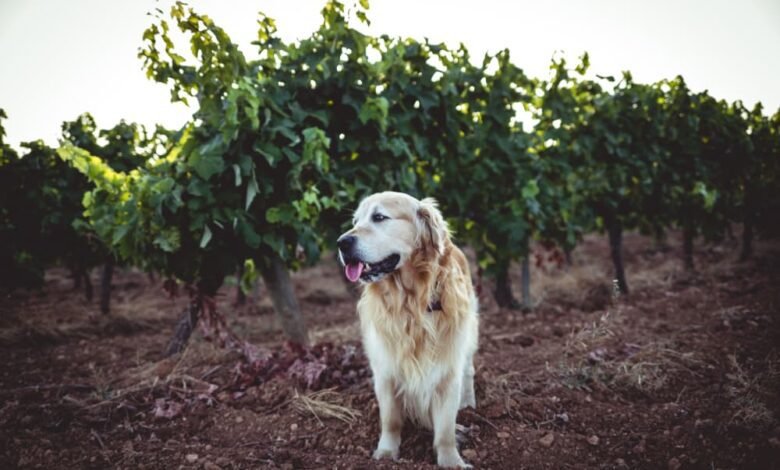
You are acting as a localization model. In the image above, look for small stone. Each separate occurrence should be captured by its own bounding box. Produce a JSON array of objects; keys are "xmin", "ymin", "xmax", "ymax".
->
[
  {"xmin": 215, "ymin": 457, "xmax": 230, "ymax": 467},
  {"xmin": 185, "ymin": 453, "xmax": 198, "ymax": 463},
  {"xmin": 496, "ymin": 432, "xmax": 510, "ymax": 439},
  {"xmin": 20, "ymin": 415, "xmax": 32, "ymax": 425},
  {"xmin": 539, "ymin": 433, "xmax": 555, "ymax": 447},
  {"xmin": 587, "ymin": 435, "xmax": 599, "ymax": 446},
  {"xmin": 203, "ymin": 462, "xmax": 221, "ymax": 470},
  {"xmin": 205, "ymin": 444, "xmax": 212, "ymax": 451},
  {"xmin": 668, "ymin": 457, "xmax": 681, "ymax": 470},
  {"xmin": 235, "ymin": 416, "xmax": 244, "ymax": 424},
  {"xmin": 290, "ymin": 423, "xmax": 298, "ymax": 431},
  {"xmin": 615, "ymin": 458, "xmax": 628, "ymax": 468},
  {"xmin": 462, "ymin": 449, "xmax": 478, "ymax": 460}
]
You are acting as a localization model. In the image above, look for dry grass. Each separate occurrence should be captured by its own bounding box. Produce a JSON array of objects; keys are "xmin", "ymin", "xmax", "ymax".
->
[
  {"xmin": 725, "ymin": 354, "xmax": 776, "ymax": 430},
  {"xmin": 111, "ymin": 337, "xmax": 228, "ymax": 386},
  {"xmin": 552, "ymin": 279, "xmax": 705, "ymax": 395},
  {"xmin": 556, "ymin": 337, "xmax": 704, "ymax": 395},
  {"xmin": 554, "ymin": 304, "xmax": 621, "ymax": 391},
  {"xmin": 629, "ymin": 257, "xmax": 680, "ymax": 291},
  {"xmin": 60, "ymin": 339, "xmax": 228, "ymax": 413},
  {"xmin": 480, "ymin": 370, "xmax": 535, "ymax": 417},
  {"xmin": 612, "ymin": 344, "xmax": 704, "ymax": 392},
  {"xmin": 564, "ymin": 310, "xmax": 618, "ymax": 354},
  {"xmin": 291, "ymin": 388, "xmax": 361, "ymax": 425},
  {"xmin": 530, "ymin": 262, "xmax": 609, "ymax": 310}
]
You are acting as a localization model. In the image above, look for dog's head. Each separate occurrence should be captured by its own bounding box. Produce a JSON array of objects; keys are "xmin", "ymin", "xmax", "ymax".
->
[{"xmin": 337, "ymin": 192, "xmax": 448, "ymax": 283}]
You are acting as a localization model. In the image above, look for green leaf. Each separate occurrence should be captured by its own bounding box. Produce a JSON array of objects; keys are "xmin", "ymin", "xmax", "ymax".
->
[
  {"xmin": 274, "ymin": 125, "xmax": 300, "ymax": 145},
  {"xmin": 254, "ymin": 141, "xmax": 282, "ymax": 167},
  {"xmin": 152, "ymin": 177, "xmax": 175, "ymax": 193},
  {"xmin": 187, "ymin": 179, "xmax": 212, "ymax": 197},
  {"xmin": 521, "ymin": 180, "xmax": 540, "ymax": 199},
  {"xmin": 153, "ymin": 228, "xmax": 181, "ymax": 252},
  {"xmin": 237, "ymin": 219, "xmax": 262, "ymax": 248},
  {"xmin": 281, "ymin": 147, "xmax": 300, "ymax": 164},
  {"xmin": 189, "ymin": 144, "xmax": 224, "ymax": 179},
  {"xmin": 358, "ymin": 97, "xmax": 389, "ymax": 130},
  {"xmin": 240, "ymin": 258, "xmax": 258, "ymax": 294},
  {"xmin": 232, "ymin": 164, "xmax": 242, "ymax": 186},
  {"xmin": 199, "ymin": 224, "xmax": 213, "ymax": 248},
  {"xmin": 112, "ymin": 225, "xmax": 131, "ymax": 245},
  {"xmin": 266, "ymin": 205, "xmax": 296, "ymax": 224},
  {"xmin": 245, "ymin": 169, "xmax": 259, "ymax": 211},
  {"xmin": 266, "ymin": 207, "xmax": 281, "ymax": 223},
  {"xmin": 262, "ymin": 233, "xmax": 284, "ymax": 254}
]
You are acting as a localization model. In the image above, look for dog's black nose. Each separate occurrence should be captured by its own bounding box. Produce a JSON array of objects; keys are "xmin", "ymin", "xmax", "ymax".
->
[{"xmin": 337, "ymin": 235, "xmax": 356, "ymax": 253}]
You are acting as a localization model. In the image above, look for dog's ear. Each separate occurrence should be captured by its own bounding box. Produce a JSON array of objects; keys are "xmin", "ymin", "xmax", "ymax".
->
[{"xmin": 416, "ymin": 197, "xmax": 448, "ymax": 255}]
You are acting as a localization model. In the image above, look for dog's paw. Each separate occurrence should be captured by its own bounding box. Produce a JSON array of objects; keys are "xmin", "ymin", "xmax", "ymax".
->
[
  {"xmin": 437, "ymin": 448, "xmax": 471, "ymax": 468},
  {"xmin": 372, "ymin": 447, "xmax": 399, "ymax": 461}
]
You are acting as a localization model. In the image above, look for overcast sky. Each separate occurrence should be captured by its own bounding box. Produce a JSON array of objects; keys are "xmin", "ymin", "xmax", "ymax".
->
[{"xmin": 1, "ymin": 0, "xmax": 778, "ymax": 149}]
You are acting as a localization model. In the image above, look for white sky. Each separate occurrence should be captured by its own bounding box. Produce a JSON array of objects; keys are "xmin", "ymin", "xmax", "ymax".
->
[{"xmin": 1, "ymin": 0, "xmax": 778, "ymax": 149}]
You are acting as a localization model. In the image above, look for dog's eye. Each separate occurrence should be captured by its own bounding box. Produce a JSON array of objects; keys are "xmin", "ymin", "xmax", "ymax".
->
[{"xmin": 372, "ymin": 213, "xmax": 389, "ymax": 223}]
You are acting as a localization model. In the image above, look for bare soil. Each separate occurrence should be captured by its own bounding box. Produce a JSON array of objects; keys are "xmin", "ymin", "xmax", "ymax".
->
[{"xmin": 1, "ymin": 232, "xmax": 778, "ymax": 469}]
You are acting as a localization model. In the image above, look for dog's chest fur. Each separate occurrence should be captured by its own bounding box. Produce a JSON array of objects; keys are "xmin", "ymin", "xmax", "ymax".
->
[
  {"xmin": 357, "ymin": 246, "xmax": 476, "ymax": 428},
  {"xmin": 359, "ymin": 298, "xmax": 451, "ymax": 427}
]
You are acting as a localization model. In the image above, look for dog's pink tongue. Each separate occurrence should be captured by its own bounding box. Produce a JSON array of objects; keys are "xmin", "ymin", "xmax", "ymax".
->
[{"xmin": 345, "ymin": 262, "xmax": 364, "ymax": 283}]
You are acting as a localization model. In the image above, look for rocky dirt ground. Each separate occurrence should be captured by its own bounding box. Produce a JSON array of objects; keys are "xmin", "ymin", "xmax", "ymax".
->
[{"xmin": 1, "ymin": 231, "xmax": 778, "ymax": 469}]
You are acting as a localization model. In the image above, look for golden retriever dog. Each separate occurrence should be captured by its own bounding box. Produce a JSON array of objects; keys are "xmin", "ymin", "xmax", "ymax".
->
[{"xmin": 337, "ymin": 191, "xmax": 479, "ymax": 468}]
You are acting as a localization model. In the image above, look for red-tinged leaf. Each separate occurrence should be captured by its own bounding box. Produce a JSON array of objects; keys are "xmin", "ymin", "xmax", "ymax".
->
[{"xmin": 287, "ymin": 358, "xmax": 328, "ymax": 389}]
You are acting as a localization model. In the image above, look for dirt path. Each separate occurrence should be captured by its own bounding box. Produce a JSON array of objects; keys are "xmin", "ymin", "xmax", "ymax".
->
[{"xmin": 1, "ymin": 232, "xmax": 778, "ymax": 469}]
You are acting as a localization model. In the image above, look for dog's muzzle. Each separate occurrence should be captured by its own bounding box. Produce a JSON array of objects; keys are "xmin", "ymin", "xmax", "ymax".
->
[{"xmin": 337, "ymin": 235, "xmax": 400, "ymax": 283}]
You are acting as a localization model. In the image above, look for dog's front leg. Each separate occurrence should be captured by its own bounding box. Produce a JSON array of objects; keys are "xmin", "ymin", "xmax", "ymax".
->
[
  {"xmin": 459, "ymin": 361, "xmax": 476, "ymax": 410},
  {"xmin": 372, "ymin": 374, "xmax": 402, "ymax": 460},
  {"xmin": 433, "ymin": 374, "xmax": 471, "ymax": 468}
]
